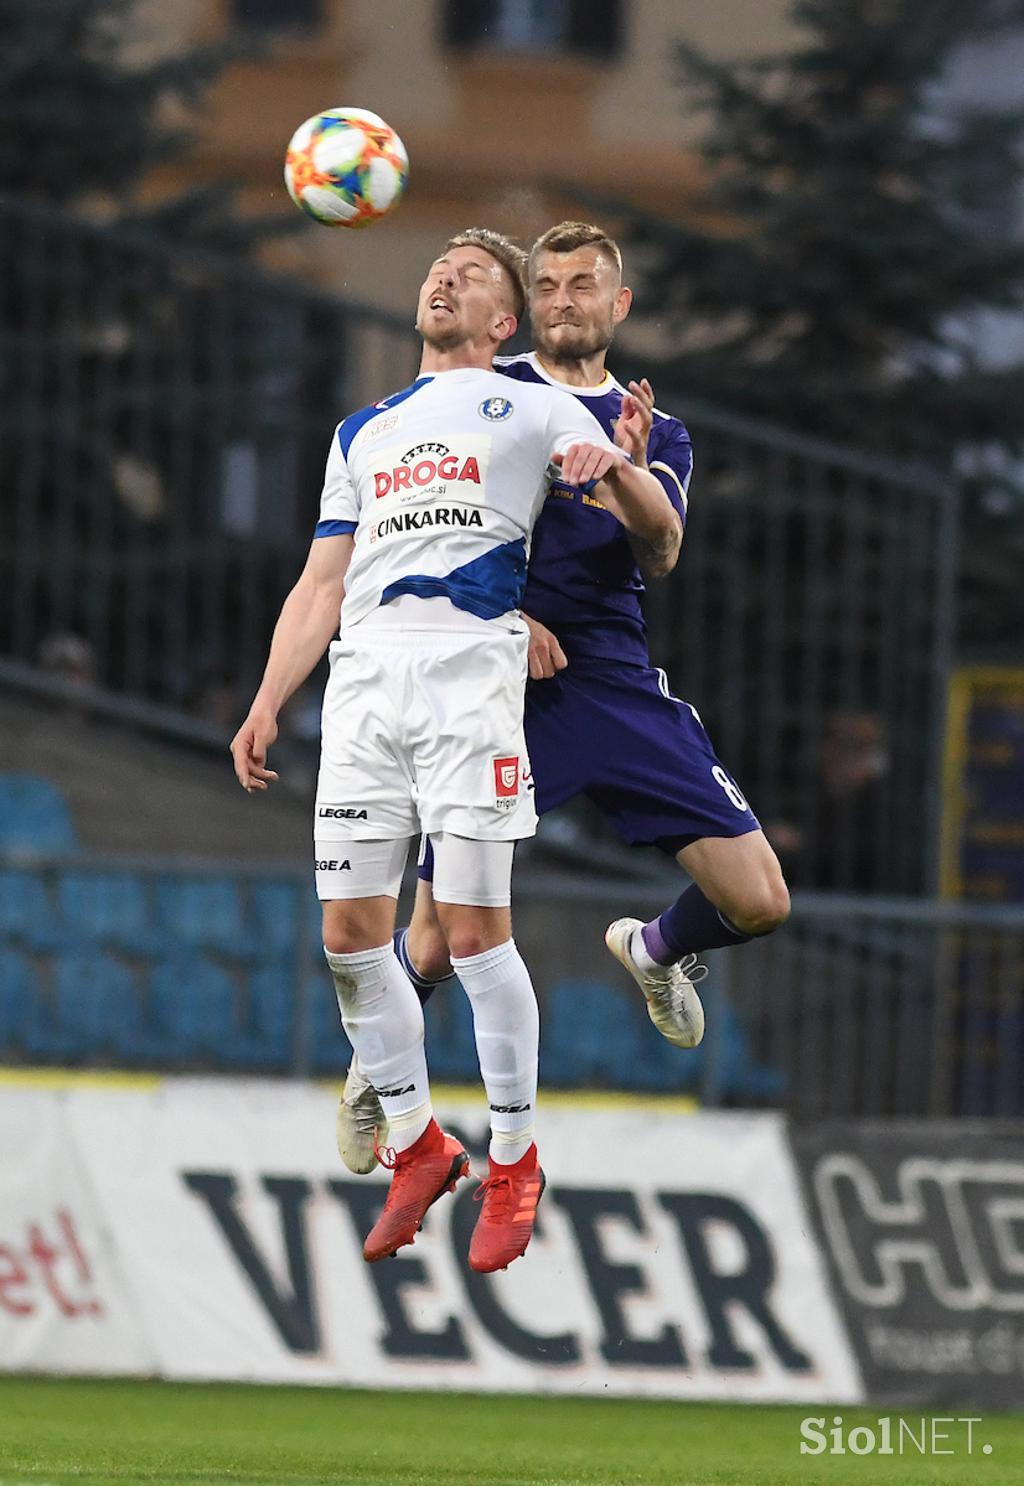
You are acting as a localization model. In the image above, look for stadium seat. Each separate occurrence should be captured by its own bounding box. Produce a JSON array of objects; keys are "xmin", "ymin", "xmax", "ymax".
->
[
  {"xmin": 248, "ymin": 881, "xmax": 304, "ymax": 960},
  {"xmin": 143, "ymin": 955, "xmax": 237, "ymax": 1064},
  {"xmin": 711, "ymin": 998, "xmax": 787, "ymax": 1104},
  {"xmin": 0, "ymin": 947, "xmax": 33, "ymax": 1051},
  {"xmin": 0, "ymin": 867, "xmax": 59, "ymax": 951},
  {"xmin": 228, "ymin": 963, "xmax": 294, "ymax": 1072},
  {"xmin": 153, "ymin": 877, "xmax": 249, "ymax": 958},
  {"xmin": 0, "ymin": 774, "xmax": 77, "ymax": 853},
  {"xmin": 56, "ymin": 869, "xmax": 154, "ymax": 954},
  {"xmin": 542, "ymin": 979, "xmax": 651, "ymax": 1089},
  {"xmin": 305, "ymin": 975, "xmax": 353, "ymax": 1076},
  {"xmin": 23, "ymin": 951, "xmax": 134, "ymax": 1061}
]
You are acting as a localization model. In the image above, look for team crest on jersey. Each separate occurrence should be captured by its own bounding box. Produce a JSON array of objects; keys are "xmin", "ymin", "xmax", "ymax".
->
[
  {"xmin": 493, "ymin": 755, "xmax": 520, "ymax": 808},
  {"xmin": 479, "ymin": 396, "xmax": 513, "ymax": 422}
]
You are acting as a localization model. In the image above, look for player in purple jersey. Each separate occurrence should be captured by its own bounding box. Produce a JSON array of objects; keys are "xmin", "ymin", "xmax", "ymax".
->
[{"xmin": 336, "ymin": 222, "xmax": 790, "ymax": 1173}]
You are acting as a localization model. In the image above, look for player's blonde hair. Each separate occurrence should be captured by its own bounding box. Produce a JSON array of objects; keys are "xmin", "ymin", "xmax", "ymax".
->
[
  {"xmin": 441, "ymin": 228, "xmax": 528, "ymax": 320},
  {"xmin": 529, "ymin": 221, "xmax": 623, "ymax": 280}
]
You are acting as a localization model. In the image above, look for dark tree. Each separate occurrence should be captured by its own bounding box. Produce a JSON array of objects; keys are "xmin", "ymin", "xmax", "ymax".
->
[
  {"xmin": 622, "ymin": 0, "xmax": 1024, "ymax": 647},
  {"xmin": 0, "ymin": 0, "xmax": 313, "ymax": 702},
  {"xmin": 0, "ymin": 0, "xmax": 272, "ymax": 247}
]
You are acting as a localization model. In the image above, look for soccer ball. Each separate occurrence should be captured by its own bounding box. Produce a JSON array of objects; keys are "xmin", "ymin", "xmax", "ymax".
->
[{"xmin": 284, "ymin": 108, "xmax": 409, "ymax": 229}]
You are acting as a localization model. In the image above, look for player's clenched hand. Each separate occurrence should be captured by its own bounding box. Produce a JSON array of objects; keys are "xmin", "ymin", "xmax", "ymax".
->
[
  {"xmin": 523, "ymin": 612, "xmax": 568, "ymax": 681},
  {"xmin": 230, "ymin": 710, "xmax": 280, "ymax": 793},
  {"xmin": 551, "ymin": 443, "xmax": 625, "ymax": 488},
  {"xmin": 614, "ymin": 379, "xmax": 654, "ymax": 467}
]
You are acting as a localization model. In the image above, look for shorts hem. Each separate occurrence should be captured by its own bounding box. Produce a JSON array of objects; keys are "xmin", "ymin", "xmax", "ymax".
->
[
  {"xmin": 418, "ymin": 820, "xmax": 537, "ymax": 842},
  {"xmin": 316, "ymin": 883, "xmax": 402, "ymax": 902},
  {"xmin": 645, "ymin": 819, "xmax": 762, "ymax": 856},
  {"xmin": 430, "ymin": 889, "xmax": 511, "ymax": 908}
]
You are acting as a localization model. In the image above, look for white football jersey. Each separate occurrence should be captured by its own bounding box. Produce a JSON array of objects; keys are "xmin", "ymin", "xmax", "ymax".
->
[{"xmin": 315, "ymin": 366, "xmax": 616, "ymax": 631}]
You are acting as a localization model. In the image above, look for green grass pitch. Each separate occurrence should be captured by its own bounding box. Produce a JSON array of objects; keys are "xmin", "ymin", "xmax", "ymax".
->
[{"xmin": 0, "ymin": 1378, "xmax": 1021, "ymax": 1486}]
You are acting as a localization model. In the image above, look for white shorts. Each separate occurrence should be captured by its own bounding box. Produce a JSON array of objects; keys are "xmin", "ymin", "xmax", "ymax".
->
[
  {"xmin": 315, "ymin": 627, "xmax": 537, "ymax": 845},
  {"xmin": 315, "ymin": 832, "xmax": 514, "ymax": 905}
]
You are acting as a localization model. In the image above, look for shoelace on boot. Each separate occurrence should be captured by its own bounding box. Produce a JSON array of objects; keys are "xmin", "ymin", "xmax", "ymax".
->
[
  {"xmin": 373, "ymin": 1132, "xmax": 398, "ymax": 1171},
  {"xmin": 350, "ymin": 1091, "xmax": 383, "ymax": 1136},
  {"xmin": 678, "ymin": 953, "xmax": 709, "ymax": 985},
  {"xmin": 473, "ymin": 1173, "xmax": 515, "ymax": 1223}
]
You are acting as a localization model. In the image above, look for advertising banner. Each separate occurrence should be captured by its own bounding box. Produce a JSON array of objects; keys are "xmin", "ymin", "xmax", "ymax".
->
[
  {"xmin": 0, "ymin": 1087, "xmax": 155, "ymax": 1375},
  {"xmin": 1, "ymin": 1082, "xmax": 861, "ymax": 1402},
  {"xmin": 792, "ymin": 1120, "xmax": 1024, "ymax": 1408}
]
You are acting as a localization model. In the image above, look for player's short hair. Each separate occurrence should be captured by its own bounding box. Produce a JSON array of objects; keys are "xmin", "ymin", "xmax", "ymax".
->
[
  {"xmin": 529, "ymin": 221, "xmax": 624, "ymax": 279},
  {"xmin": 441, "ymin": 228, "xmax": 527, "ymax": 320}
]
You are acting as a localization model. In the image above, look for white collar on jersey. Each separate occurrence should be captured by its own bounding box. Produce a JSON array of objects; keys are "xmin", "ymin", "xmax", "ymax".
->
[{"xmin": 499, "ymin": 350, "xmax": 619, "ymax": 398}]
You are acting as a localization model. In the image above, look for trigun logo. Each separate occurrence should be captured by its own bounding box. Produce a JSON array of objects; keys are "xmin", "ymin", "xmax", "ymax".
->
[
  {"xmin": 493, "ymin": 756, "xmax": 519, "ymax": 809},
  {"xmin": 374, "ymin": 441, "xmax": 482, "ymax": 499}
]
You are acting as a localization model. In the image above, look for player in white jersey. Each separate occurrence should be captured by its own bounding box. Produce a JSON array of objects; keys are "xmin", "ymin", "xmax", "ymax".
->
[{"xmin": 230, "ymin": 228, "xmax": 679, "ymax": 1273}]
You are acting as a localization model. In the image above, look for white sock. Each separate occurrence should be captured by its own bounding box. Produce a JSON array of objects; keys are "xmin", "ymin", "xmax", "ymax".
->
[
  {"xmin": 451, "ymin": 939, "xmax": 538, "ymax": 1166},
  {"xmin": 630, "ymin": 926, "xmax": 668, "ymax": 975},
  {"xmin": 325, "ymin": 944, "xmax": 432, "ymax": 1152}
]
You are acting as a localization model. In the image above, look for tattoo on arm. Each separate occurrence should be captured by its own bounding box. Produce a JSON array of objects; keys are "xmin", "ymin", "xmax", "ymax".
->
[{"xmin": 628, "ymin": 518, "xmax": 682, "ymax": 578}]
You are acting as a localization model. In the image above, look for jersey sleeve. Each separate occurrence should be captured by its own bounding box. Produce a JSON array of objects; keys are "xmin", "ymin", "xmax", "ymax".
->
[
  {"xmin": 546, "ymin": 392, "xmax": 618, "ymax": 459},
  {"xmin": 646, "ymin": 417, "xmax": 693, "ymax": 528},
  {"xmin": 314, "ymin": 427, "xmax": 358, "ymax": 537}
]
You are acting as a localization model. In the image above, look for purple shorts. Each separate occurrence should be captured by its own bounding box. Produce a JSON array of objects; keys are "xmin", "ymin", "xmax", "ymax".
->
[{"xmin": 420, "ymin": 658, "xmax": 759, "ymax": 878}]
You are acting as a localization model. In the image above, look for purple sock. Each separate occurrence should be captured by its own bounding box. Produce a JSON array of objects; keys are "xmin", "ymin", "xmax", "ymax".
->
[
  {"xmin": 640, "ymin": 884, "xmax": 752, "ymax": 965},
  {"xmin": 393, "ymin": 928, "xmax": 454, "ymax": 1007}
]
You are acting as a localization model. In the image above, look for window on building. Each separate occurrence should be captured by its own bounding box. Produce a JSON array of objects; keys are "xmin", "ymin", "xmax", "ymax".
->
[
  {"xmin": 232, "ymin": 0, "xmax": 324, "ymax": 30},
  {"xmin": 442, "ymin": 0, "xmax": 623, "ymax": 60}
]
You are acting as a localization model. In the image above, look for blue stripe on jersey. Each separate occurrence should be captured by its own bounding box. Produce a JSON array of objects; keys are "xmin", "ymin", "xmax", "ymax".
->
[
  {"xmin": 380, "ymin": 537, "xmax": 528, "ymax": 621},
  {"xmin": 337, "ymin": 377, "xmax": 434, "ymax": 460},
  {"xmin": 314, "ymin": 518, "xmax": 357, "ymax": 537}
]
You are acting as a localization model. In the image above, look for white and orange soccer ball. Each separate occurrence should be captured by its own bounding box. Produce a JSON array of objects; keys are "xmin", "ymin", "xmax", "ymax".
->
[{"xmin": 284, "ymin": 108, "xmax": 409, "ymax": 228}]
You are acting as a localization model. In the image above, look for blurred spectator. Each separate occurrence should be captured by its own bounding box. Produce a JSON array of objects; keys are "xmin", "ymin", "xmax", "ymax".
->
[
  {"xmin": 189, "ymin": 671, "xmax": 243, "ymax": 734},
  {"xmin": 37, "ymin": 632, "xmax": 99, "ymax": 695},
  {"xmin": 820, "ymin": 711, "xmax": 889, "ymax": 800},
  {"xmin": 766, "ymin": 711, "xmax": 891, "ymax": 892}
]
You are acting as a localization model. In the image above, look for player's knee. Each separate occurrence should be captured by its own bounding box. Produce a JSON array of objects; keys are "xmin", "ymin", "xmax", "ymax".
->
[
  {"xmin": 732, "ymin": 877, "xmax": 791, "ymax": 937},
  {"xmin": 322, "ymin": 905, "xmax": 381, "ymax": 956},
  {"xmin": 322, "ymin": 921, "xmax": 360, "ymax": 955},
  {"xmin": 443, "ymin": 926, "xmax": 488, "ymax": 961},
  {"xmin": 441, "ymin": 919, "xmax": 511, "ymax": 962},
  {"xmin": 407, "ymin": 926, "xmax": 453, "ymax": 982}
]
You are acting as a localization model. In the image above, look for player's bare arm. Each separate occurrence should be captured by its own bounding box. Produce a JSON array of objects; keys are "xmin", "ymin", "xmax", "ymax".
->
[
  {"xmin": 552, "ymin": 444, "xmax": 682, "ymax": 579},
  {"xmin": 612, "ymin": 376, "xmax": 684, "ymax": 579},
  {"xmin": 230, "ymin": 533, "xmax": 353, "ymax": 792},
  {"xmin": 626, "ymin": 511, "xmax": 683, "ymax": 580}
]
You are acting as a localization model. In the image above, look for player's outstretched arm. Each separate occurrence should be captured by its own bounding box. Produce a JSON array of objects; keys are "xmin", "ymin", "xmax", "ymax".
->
[
  {"xmin": 230, "ymin": 533, "xmax": 353, "ymax": 792},
  {"xmin": 551, "ymin": 445, "xmax": 682, "ymax": 578}
]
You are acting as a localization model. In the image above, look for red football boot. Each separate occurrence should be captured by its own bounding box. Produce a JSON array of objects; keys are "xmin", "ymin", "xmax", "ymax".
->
[
  {"xmin": 468, "ymin": 1144, "xmax": 546, "ymax": 1273},
  {"xmin": 363, "ymin": 1119, "xmax": 469, "ymax": 1263}
]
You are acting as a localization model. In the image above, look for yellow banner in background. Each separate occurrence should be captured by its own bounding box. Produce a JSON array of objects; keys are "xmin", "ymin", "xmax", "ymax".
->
[{"xmin": 941, "ymin": 667, "xmax": 1024, "ymax": 901}]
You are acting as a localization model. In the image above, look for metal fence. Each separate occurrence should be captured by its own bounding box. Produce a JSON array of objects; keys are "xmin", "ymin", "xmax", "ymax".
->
[
  {"xmin": 1, "ymin": 851, "xmax": 1019, "ymax": 1119},
  {"xmin": 0, "ymin": 196, "xmax": 956, "ymax": 895}
]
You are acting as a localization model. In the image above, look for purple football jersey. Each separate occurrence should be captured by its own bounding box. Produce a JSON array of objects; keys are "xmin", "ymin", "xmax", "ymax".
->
[{"xmin": 496, "ymin": 352, "xmax": 692, "ymax": 667}]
